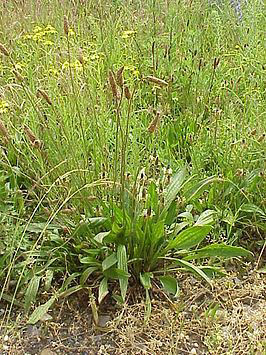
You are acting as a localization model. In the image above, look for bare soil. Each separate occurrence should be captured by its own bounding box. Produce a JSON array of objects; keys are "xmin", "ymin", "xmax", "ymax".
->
[{"xmin": 1, "ymin": 263, "xmax": 265, "ymax": 355}]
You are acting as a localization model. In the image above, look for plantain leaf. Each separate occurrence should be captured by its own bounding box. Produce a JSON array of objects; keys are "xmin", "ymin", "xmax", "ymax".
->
[
  {"xmin": 24, "ymin": 276, "xmax": 41, "ymax": 313},
  {"xmin": 161, "ymin": 168, "xmax": 187, "ymax": 215},
  {"xmin": 195, "ymin": 210, "xmax": 216, "ymax": 226},
  {"xmin": 80, "ymin": 266, "xmax": 98, "ymax": 285},
  {"xmin": 98, "ymin": 277, "xmax": 109, "ymax": 304},
  {"xmin": 94, "ymin": 231, "xmax": 111, "ymax": 244},
  {"xmin": 28, "ymin": 295, "xmax": 56, "ymax": 325},
  {"xmin": 117, "ymin": 245, "xmax": 129, "ymax": 302},
  {"xmin": 168, "ymin": 225, "xmax": 211, "ymax": 250},
  {"xmin": 140, "ymin": 272, "xmax": 153, "ymax": 289},
  {"xmin": 185, "ymin": 176, "xmax": 219, "ymax": 202},
  {"xmin": 159, "ymin": 275, "xmax": 179, "ymax": 297},
  {"xmin": 44, "ymin": 270, "xmax": 54, "ymax": 292},
  {"xmin": 102, "ymin": 253, "xmax": 117, "ymax": 271},
  {"xmin": 175, "ymin": 259, "xmax": 212, "ymax": 286},
  {"xmin": 59, "ymin": 285, "xmax": 83, "ymax": 298},
  {"xmin": 184, "ymin": 244, "xmax": 253, "ymax": 260},
  {"xmin": 240, "ymin": 203, "xmax": 265, "ymax": 216}
]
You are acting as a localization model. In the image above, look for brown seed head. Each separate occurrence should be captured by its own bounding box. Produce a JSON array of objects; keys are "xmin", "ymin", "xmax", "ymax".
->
[
  {"xmin": 78, "ymin": 48, "xmax": 84, "ymax": 65},
  {"xmin": 13, "ymin": 70, "xmax": 24, "ymax": 82},
  {"xmin": 124, "ymin": 85, "xmax": 131, "ymax": 100},
  {"xmin": 258, "ymin": 133, "xmax": 265, "ymax": 142},
  {"xmin": 116, "ymin": 66, "xmax": 124, "ymax": 87},
  {"xmin": 63, "ymin": 16, "xmax": 69, "ymax": 36},
  {"xmin": 37, "ymin": 89, "xmax": 52, "ymax": 105},
  {"xmin": 0, "ymin": 43, "xmax": 9, "ymax": 56},
  {"xmin": 148, "ymin": 111, "xmax": 161, "ymax": 133},
  {"xmin": 108, "ymin": 70, "xmax": 119, "ymax": 100},
  {"xmin": 24, "ymin": 126, "xmax": 41, "ymax": 148},
  {"xmin": 0, "ymin": 119, "xmax": 9, "ymax": 140}
]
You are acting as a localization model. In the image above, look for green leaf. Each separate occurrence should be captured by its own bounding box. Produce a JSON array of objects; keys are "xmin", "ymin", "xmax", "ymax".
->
[
  {"xmin": 79, "ymin": 256, "xmax": 100, "ymax": 266},
  {"xmin": 102, "ymin": 253, "xmax": 117, "ymax": 271},
  {"xmin": 98, "ymin": 277, "xmax": 109, "ymax": 304},
  {"xmin": 185, "ymin": 176, "xmax": 219, "ymax": 202},
  {"xmin": 152, "ymin": 220, "xmax": 165, "ymax": 244},
  {"xmin": 94, "ymin": 231, "xmax": 110, "ymax": 244},
  {"xmin": 25, "ymin": 276, "xmax": 41, "ymax": 313},
  {"xmin": 184, "ymin": 244, "xmax": 253, "ymax": 260},
  {"xmin": 175, "ymin": 259, "xmax": 212, "ymax": 286},
  {"xmin": 80, "ymin": 266, "xmax": 98, "ymax": 285},
  {"xmin": 44, "ymin": 270, "xmax": 54, "ymax": 291},
  {"xmin": 88, "ymin": 217, "xmax": 108, "ymax": 228},
  {"xmin": 198, "ymin": 266, "xmax": 226, "ymax": 278},
  {"xmin": 62, "ymin": 273, "xmax": 80, "ymax": 290},
  {"xmin": 59, "ymin": 285, "xmax": 83, "ymax": 298},
  {"xmin": 240, "ymin": 203, "xmax": 265, "ymax": 216},
  {"xmin": 195, "ymin": 210, "xmax": 216, "ymax": 226},
  {"xmin": 103, "ymin": 267, "xmax": 130, "ymax": 279},
  {"xmin": 28, "ymin": 295, "xmax": 56, "ymax": 325},
  {"xmin": 140, "ymin": 272, "xmax": 153, "ymax": 289},
  {"xmin": 117, "ymin": 245, "xmax": 129, "ymax": 302},
  {"xmin": 159, "ymin": 275, "xmax": 179, "ymax": 297},
  {"xmin": 144, "ymin": 289, "xmax": 151, "ymax": 324},
  {"xmin": 168, "ymin": 225, "xmax": 211, "ymax": 250},
  {"xmin": 162, "ymin": 168, "xmax": 187, "ymax": 215}
]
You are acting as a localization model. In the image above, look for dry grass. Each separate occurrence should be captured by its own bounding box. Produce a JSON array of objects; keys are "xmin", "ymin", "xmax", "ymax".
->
[{"xmin": 1, "ymin": 267, "xmax": 265, "ymax": 355}]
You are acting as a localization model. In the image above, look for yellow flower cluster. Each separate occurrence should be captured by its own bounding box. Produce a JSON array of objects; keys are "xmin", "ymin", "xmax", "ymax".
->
[
  {"xmin": 121, "ymin": 30, "xmax": 137, "ymax": 39},
  {"xmin": 0, "ymin": 100, "xmax": 9, "ymax": 114},
  {"xmin": 23, "ymin": 24, "xmax": 57, "ymax": 46}
]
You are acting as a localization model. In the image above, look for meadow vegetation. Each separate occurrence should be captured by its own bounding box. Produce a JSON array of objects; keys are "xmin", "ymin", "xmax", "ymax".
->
[{"xmin": 0, "ymin": 0, "xmax": 265, "ymax": 332}]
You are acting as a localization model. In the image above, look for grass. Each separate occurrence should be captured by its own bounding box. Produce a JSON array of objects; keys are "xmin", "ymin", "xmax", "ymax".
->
[{"xmin": 0, "ymin": 0, "xmax": 265, "ymax": 336}]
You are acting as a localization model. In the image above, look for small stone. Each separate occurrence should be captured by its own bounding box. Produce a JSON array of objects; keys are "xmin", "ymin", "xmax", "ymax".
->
[
  {"xmin": 3, "ymin": 335, "xmax": 9, "ymax": 342},
  {"xmin": 190, "ymin": 348, "xmax": 197, "ymax": 355},
  {"xmin": 98, "ymin": 314, "xmax": 111, "ymax": 328},
  {"xmin": 3, "ymin": 344, "xmax": 9, "ymax": 351}
]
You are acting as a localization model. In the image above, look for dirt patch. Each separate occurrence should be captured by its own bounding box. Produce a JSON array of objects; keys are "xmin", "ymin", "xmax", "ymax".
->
[{"xmin": 1, "ymin": 269, "xmax": 265, "ymax": 354}]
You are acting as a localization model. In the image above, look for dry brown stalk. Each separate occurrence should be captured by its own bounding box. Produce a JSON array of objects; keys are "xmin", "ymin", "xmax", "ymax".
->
[
  {"xmin": 0, "ymin": 43, "xmax": 9, "ymax": 56},
  {"xmin": 148, "ymin": 111, "xmax": 161, "ymax": 133},
  {"xmin": 37, "ymin": 89, "xmax": 52, "ymax": 105},
  {"xmin": 116, "ymin": 66, "xmax": 124, "ymax": 87},
  {"xmin": 64, "ymin": 16, "xmax": 69, "ymax": 36},
  {"xmin": 145, "ymin": 75, "xmax": 168, "ymax": 87},
  {"xmin": 108, "ymin": 70, "xmax": 119, "ymax": 100}
]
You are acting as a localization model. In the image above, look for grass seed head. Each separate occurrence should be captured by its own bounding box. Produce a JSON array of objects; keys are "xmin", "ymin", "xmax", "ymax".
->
[
  {"xmin": 78, "ymin": 48, "xmax": 84, "ymax": 65},
  {"xmin": 108, "ymin": 70, "xmax": 119, "ymax": 100},
  {"xmin": 124, "ymin": 85, "xmax": 131, "ymax": 100},
  {"xmin": 0, "ymin": 43, "xmax": 9, "ymax": 56},
  {"xmin": 0, "ymin": 119, "xmax": 9, "ymax": 141},
  {"xmin": 64, "ymin": 16, "xmax": 69, "ymax": 36},
  {"xmin": 116, "ymin": 66, "xmax": 124, "ymax": 87},
  {"xmin": 37, "ymin": 89, "xmax": 52, "ymax": 105},
  {"xmin": 13, "ymin": 70, "xmax": 24, "ymax": 82},
  {"xmin": 148, "ymin": 111, "xmax": 161, "ymax": 133},
  {"xmin": 24, "ymin": 126, "xmax": 42, "ymax": 149}
]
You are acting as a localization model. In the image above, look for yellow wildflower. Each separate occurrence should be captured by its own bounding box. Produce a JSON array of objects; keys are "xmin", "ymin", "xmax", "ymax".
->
[
  {"xmin": 121, "ymin": 30, "xmax": 137, "ymax": 39},
  {"xmin": 0, "ymin": 100, "xmax": 9, "ymax": 114}
]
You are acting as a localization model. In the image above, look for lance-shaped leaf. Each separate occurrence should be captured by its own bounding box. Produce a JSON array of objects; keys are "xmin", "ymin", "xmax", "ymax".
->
[
  {"xmin": 184, "ymin": 244, "xmax": 253, "ymax": 260},
  {"xmin": 161, "ymin": 168, "xmax": 187, "ymax": 215},
  {"xmin": 167, "ymin": 225, "xmax": 211, "ymax": 250}
]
